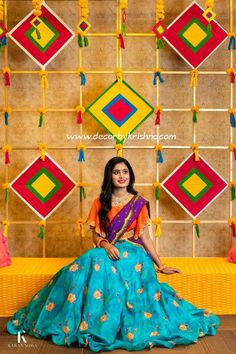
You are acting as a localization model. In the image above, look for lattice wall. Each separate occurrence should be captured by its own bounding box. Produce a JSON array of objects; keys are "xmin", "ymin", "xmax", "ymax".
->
[{"xmin": 0, "ymin": 0, "xmax": 235, "ymax": 258}]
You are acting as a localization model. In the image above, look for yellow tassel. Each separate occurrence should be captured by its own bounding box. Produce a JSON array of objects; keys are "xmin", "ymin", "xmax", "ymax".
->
[
  {"xmin": 78, "ymin": 0, "xmax": 89, "ymax": 19},
  {"xmin": 38, "ymin": 220, "xmax": 46, "ymax": 227},
  {"xmin": 76, "ymin": 218, "xmax": 86, "ymax": 238},
  {"xmin": 205, "ymin": 0, "xmax": 214, "ymax": 8},
  {"xmin": 0, "ymin": 0, "xmax": 4, "ymax": 21},
  {"xmin": 120, "ymin": 0, "xmax": 128, "ymax": 10},
  {"xmin": 191, "ymin": 144, "xmax": 200, "ymax": 161},
  {"xmin": 38, "ymin": 143, "xmax": 48, "ymax": 161},
  {"xmin": 32, "ymin": 0, "xmax": 42, "ymax": 16},
  {"xmin": 192, "ymin": 219, "xmax": 200, "ymax": 225},
  {"xmin": 152, "ymin": 217, "xmax": 162, "ymax": 237},
  {"xmin": 155, "ymin": 144, "xmax": 162, "ymax": 152},
  {"xmin": 115, "ymin": 67, "xmax": 123, "ymax": 82},
  {"xmin": 156, "ymin": 0, "xmax": 165, "ymax": 21},
  {"xmin": 2, "ymin": 220, "xmax": 10, "ymax": 237},
  {"xmin": 40, "ymin": 70, "xmax": 48, "ymax": 89},
  {"xmin": 115, "ymin": 144, "xmax": 123, "ymax": 157},
  {"xmin": 190, "ymin": 69, "xmax": 198, "ymax": 87},
  {"xmin": 2, "ymin": 144, "xmax": 12, "ymax": 153}
]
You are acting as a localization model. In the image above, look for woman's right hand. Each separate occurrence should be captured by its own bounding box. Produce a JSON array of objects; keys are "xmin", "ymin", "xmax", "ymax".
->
[{"xmin": 103, "ymin": 243, "xmax": 120, "ymax": 260}]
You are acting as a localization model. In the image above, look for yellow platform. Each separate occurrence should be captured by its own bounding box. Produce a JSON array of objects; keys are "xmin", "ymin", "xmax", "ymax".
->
[{"xmin": 0, "ymin": 257, "xmax": 236, "ymax": 316}]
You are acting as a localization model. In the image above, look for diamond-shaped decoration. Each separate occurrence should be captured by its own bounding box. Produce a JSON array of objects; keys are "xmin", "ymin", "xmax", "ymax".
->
[
  {"xmin": 162, "ymin": 153, "xmax": 227, "ymax": 218},
  {"xmin": 163, "ymin": 1, "xmax": 227, "ymax": 68},
  {"xmin": 77, "ymin": 18, "xmax": 91, "ymax": 35},
  {"xmin": 86, "ymin": 80, "xmax": 154, "ymax": 144},
  {"xmin": 9, "ymin": 1, "xmax": 74, "ymax": 68},
  {"xmin": 10, "ymin": 153, "xmax": 76, "ymax": 219},
  {"xmin": 202, "ymin": 8, "xmax": 216, "ymax": 23},
  {"xmin": 152, "ymin": 20, "xmax": 167, "ymax": 38}
]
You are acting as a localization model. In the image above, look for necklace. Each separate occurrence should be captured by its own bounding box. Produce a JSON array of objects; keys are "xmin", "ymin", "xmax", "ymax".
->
[{"xmin": 111, "ymin": 193, "xmax": 132, "ymax": 206}]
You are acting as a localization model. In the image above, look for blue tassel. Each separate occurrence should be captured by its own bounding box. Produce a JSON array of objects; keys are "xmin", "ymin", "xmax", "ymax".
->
[
  {"xmin": 230, "ymin": 113, "xmax": 236, "ymax": 127},
  {"xmin": 78, "ymin": 149, "xmax": 85, "ymax": 162},
  {"xmin": 153, "ymin": 71, "xmax": 164, "ymax": 85},
  {"xmin": 4, "ymin": 111, "xmax": 8, "ymax": 126},
  {"xmin": 228, "ymin": 36, "xmax": 236, "ymax": 50},
  {"xmin": 80, "ymin": 72, "xmax": 86, "ymax": 86},
  {"xmin": 0, "ymin": 35, "xmax": 7, "ymax": 48},
  {"xmin": 157, "ymin": 150, "xmax": 163, "ymax": 163}
]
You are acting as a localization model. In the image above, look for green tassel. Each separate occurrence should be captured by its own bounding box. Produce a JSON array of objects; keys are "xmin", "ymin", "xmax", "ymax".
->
[
  {"xmin": 80, "ymin": 186, "xmax": 86, "ymax": 201},
  {"xmin": 38, "ymin": 112, "xmax": 43, "ymax": 127},
  {"xmin": 193, "ymin": 111, "xmax": 197, "ymax": 123},
  {"xmin": 38, "ymin": 225, "xmax": 45, "ymax": 239},
  {"xmin": 36, "ymin": 28, "xmax": 41, "ymax": 39},
  {"xmin": 121, "ymin": 23, "xmax": 126, "ymax": 36},
  {"xmin": 231, "ymin": 185, "xmax": 236, "ymax": 200},
  {"xmin": 78, "ymin": 34, "xmax": 83, "ymax": 47},
  {"xmin": 84, "ymin": 36, "xmax": 89, "ymax": 47},
  {"xmin": 5, "ymin": 189, "xmax": 9, "ymax": 203},
  {"xmin": 195, "ymin": 224, "xmax": 200, "ymax": 238},
  {"xmin": 155, "ymin": 187, "xmax": 160, "ymax": 200},
  {"xmin": 157, "ymin": 38, "xmax": 164, "ymax": 49}
]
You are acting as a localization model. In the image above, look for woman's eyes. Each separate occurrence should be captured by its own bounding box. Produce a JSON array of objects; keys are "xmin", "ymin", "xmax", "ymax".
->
[{"xmin": 113, "ymin": 170, "xmax": 128, "ymax": 175}]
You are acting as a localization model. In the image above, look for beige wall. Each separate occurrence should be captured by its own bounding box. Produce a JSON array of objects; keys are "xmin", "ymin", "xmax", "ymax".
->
[{"xmin": 0, "ymin": 0, "xmax": 235, "ymax": 257}]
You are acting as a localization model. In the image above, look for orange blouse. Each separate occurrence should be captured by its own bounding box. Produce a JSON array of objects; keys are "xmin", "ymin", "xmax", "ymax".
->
[{"xmin": 86, "ymin": 196, "xmax": 150, "ymax": 239}]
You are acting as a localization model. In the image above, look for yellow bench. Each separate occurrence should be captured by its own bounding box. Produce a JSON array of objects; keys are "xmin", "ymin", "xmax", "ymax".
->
[{"xmin": 0, "ymin": 257, "xmax": 236, "ymax": 316}]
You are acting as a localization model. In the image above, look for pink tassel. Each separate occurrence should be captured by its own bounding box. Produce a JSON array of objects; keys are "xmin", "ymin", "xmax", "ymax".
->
[
  {"xmin": 119, "ymin": 33, "xmax": 125, "ymax": 49},
  {"xmin": 4, "ymin": 72, "xmax": 10, "ymax": 86},
  {"xmin": 77, "ymin": 111, "xmax": 83, "ymax": 124},
  {"xmin": 155, "ymin": 111, "xmax": 161, "ymax": 125},
  {"xmin": 5, "ymin": 151, "xmax": 10, "ymax": 164}
]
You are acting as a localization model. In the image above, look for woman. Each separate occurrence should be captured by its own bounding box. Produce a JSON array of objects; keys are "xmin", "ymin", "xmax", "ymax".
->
[{"xmin": 7, "ymin": 157, "xmax": 220, "ymax": 351}]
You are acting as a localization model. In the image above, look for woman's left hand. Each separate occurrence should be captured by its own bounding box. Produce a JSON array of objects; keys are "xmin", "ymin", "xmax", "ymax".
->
[{"xmin": 159, "ymin": 266, "xmax": 180, "ymax": 274}]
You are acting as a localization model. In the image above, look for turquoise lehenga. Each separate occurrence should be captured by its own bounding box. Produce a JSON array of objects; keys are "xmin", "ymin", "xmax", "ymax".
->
[{"xmin": 7, "ymin": 195, "xmax": 219, "ymax": 351}]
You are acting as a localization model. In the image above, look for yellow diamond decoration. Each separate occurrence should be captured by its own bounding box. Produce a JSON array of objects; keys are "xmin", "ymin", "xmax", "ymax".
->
[
  {"xmin": 182, "ymin": 173, "xmax": 207, "ymax": 197},
  {"xmin": 31, "ymin": 173, "xmax": 56, "ymax": 198},
  {"xmin": 30, "ymin": 18, "xmax": 56, "ymax": 48},
  {"xmin": 182, "ymin": 23, "xmax": 207, "ymax": 47},
  {"xmin": 157, "ymin": 25, "xmax": 164, "ymax": 34}
]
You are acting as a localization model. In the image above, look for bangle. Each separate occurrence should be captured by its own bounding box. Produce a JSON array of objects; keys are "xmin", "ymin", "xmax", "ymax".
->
[
  {"xmin": 97, "ymin": 238, "xmax": 109, "ymax": 248},
  {"xmin": 158, "ymin": 264, "xmax": 167, "ymax": 271}
]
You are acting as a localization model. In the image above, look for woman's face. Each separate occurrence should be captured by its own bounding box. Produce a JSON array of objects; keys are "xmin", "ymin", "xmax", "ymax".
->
[{"xmin": 111, "ymin": 162, "xmax": 130, "ymax": 189}]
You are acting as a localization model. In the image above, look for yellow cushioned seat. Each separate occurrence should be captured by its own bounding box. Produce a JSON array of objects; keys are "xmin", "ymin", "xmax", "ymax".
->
[{"xmin": 0, "ymin": 257, "xmax": 235, "ymax": 316}]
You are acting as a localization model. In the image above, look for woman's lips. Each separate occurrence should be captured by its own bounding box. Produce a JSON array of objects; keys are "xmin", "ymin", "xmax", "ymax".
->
[{"xmin": 118, "ymin": 180, "xmax": 126, "ymax": 183}]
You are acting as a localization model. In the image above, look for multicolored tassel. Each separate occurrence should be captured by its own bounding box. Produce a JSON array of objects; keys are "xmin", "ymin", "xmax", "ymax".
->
[
  {"xmin": 229, "ymin": 182, "xmax": 236, "ymax": 200},
  {"xmin": 191, "ymin": 106, "xmax": 200, "ymax": 123},
  {"xmin": 155, "ymin": 144, "xmax": 163, "ymax": 163},
  {"xmin": 3, "ymin": 67, "xmax": 10, "ymax": 86},
  {"xmin": 2, "ymin": 220, "xmax": 10, "ymax": 237},
  {"xmin": 153, "ymin": 182, "xmax": 161, "ymax": 200},
  {"xmin": 76, "ymin": 105, "xmax": 85, "ymax": 124},
  {"xmin": 191, "ymin": 144, "xmax": 200, "ymax": 161},
  {"xmin": 228, "ymin": 217, "xmax": 236, "ymax": 237},
  {"xmin": 192, "ymin": 219, "xmax": 200, "ymax": 238},
  {"xmin": 2, "ymin": 144, "xmax": 12, "ymax": 164},
  {"xmin": 76, "ymin": 218, "xmax": 85, "ymax": 238},
  {"xmin": 153, "ymin": 68, "xmax": 164, "ymax": 85},
  {"xmin": 152, "ymin": 217, "xmax": 162, "ymax": 237},
  {"xmin": 230, "ymin": 144, "xmax": 236, "ymax": 160},
  {"xmin": 228, "ymin": 108, "xmax": 236, "ymax": 127},
  {"xmin": 227, "ymin": 67, "xmax": 235, "ymax": 84},
  {"xmin": 154, "ymin": 106, "xmax": 163, "ymax": 125},
  {"xmin": 77, "ymin": 144, "xmax": 86, "ymax": 162},
  {"xmin": 38, "ymin": 220, "xmax": 46, "ymax": 239},
  {"xmin": 38, "ymin": 143, "xmax": 48, "ymax": 161},
  {"xmin": 228, "ymin": 32, "xmax": 236, "ymax": 50},
  {"xmin": 190, "ymin": 69, "xmax": 198, "ymax": 87}
]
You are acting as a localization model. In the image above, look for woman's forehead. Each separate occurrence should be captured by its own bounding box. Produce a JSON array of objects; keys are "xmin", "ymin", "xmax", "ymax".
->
[{"xmin": 112, "ymin": 163, "xmax": 128, "ymax": 170}]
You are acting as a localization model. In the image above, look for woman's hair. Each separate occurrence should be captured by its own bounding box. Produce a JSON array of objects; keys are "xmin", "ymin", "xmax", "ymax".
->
[{"xmin": 98, "ymin": 157, "xmax": 138, "ymax": 232}]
